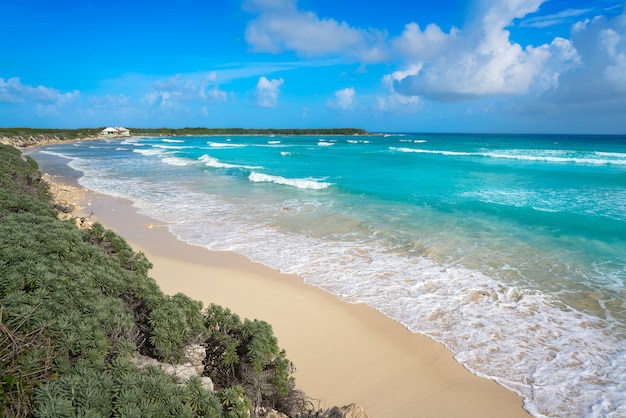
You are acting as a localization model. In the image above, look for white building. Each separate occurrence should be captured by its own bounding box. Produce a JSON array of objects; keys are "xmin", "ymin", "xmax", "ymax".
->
[{"xmin": 100, "ymin": 127, "xmax": 130, "ymax": 137}]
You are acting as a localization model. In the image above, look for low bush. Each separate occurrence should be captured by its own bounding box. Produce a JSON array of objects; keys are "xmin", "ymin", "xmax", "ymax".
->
[{"xmin": 0, "ymin": 143, "xmax": 311, "ymax": 417}]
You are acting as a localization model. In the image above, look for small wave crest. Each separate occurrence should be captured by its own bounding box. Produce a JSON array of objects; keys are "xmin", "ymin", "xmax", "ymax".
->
[
  {"xmin": 39, "ymin": 150, "xmax": 74, "ymax": 160},
  {"xmin": 249, "ymin": 172, "xmax": 331, "ymax": 189},
  {"xmin": 318, "ymin": 140, "xmax": 335, "ymax": 146},
  {"xmin": 390, "ymin": 146, "xmax": 626, "ymax": 165},
  {"xmin": 207, "ymin": 141, "xmax": 245, "ymax": 148},
  {"xmin": 161, "ymin": 157, "xmax": 191, "ymax": 167},
  {"xmin": 198, "ymin": 154, "xmax": 260, "ymax": 170},
  {"xmin": 133, "ymin": 148, "xmax": 162, "ymax": 157}
]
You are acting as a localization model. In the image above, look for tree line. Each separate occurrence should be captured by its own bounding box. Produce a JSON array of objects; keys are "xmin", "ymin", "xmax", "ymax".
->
[{"xmin": 1, "ymin": 127, "xmax": 369, "ymax": 139}]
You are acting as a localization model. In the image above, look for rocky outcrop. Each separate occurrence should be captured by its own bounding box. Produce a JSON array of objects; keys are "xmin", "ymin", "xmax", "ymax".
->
[
  {"xmin": 130, "ymin": 343, "xmax": 214, "ymax": 392},
  {"xmin": 0, "ymin": 135, "xmax": 99, "ymax": 148},
  {"xmin": 323, "ymin": 404, "xmax": 370, "ymax": 418}
]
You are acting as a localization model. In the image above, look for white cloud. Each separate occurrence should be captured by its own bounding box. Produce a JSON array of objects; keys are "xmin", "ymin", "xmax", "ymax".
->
[
  {"xmin": 200, "ymin": 72, "xmax": 228, "ymax": 102},
  {"xmin": 244, "ymin": 0, "xmax": 388, "ymax": 62},
  {"xmin": 392, "ymin": 23, "xmax": 457, "ymax": 61},
  {"xmin": 378, "ymin": 65, "xmax": 422, "ymax": 112},
  {"xmin": 554, "ymin": 9, "xmax": 626, "ymax": 97},
  {"xmin": 143, "ymin": 72, "xmax": 229, "ymax": 107},
  {"xmin": 331, "ymin": 88, "xmax": 356, "ymax": 110},
  {"xmin": 519, "ymin": 8, "xmax": 591, "ymax": 28},
  {"xmin": 0, "ymin": 77, "xmax": 79, "ymax": 104},
  {"xmin": 255, "ymin": 76, "xmax": 284, "ymax": 107},
  {"xmin": 390, "ymin": 0, "xmax": 584, "ymax": 101}
]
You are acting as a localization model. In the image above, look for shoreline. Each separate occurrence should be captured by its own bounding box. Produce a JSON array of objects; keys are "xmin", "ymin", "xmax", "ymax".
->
[{"xmin": 34, "ymin": 157, "xmax": 530, "ymax": 417}]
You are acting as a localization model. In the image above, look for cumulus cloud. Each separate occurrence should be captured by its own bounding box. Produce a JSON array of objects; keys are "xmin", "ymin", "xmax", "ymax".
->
[
  {"xmin": 143, "ymin": 72, "xmax": 228, "ymax": 107},
  {"xmin": 330, "ymin": 87, "xmax": 356, "ymax": 110},
  {"xmin": 547, "ymin": 9, "xmax": 626, "ymax": 100},
  {"xmin": 0, "ymin": 77, "xmax": 79, "ymax": 104},
  {"xmin": 390, "ymin": 0, "xmax": 582, "ymax": 101},
  {"xmin": 243, "ymin": 0, "xmax": 388, "ymax": 62},
  {"xmin": 378, "ymin": 65, "xmax": 422, "ymax": 112},
  {"xmin": 255, "ymin": 76, "xmax": 284, "ymax": 107}
]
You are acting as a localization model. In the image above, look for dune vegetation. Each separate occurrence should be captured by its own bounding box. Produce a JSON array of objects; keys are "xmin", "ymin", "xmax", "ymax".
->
[{"xmin": 0, "ymin": 143, "xmax": 326, "ymax": 417}]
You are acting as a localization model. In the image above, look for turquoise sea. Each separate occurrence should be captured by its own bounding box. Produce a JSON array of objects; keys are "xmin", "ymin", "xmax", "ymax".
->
[{"xmin": 30, "ymin": 133, "xmax": 626, "ymax": 417}]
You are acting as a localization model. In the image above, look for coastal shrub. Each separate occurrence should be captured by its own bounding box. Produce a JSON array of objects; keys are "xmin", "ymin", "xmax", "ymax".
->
[
  {"xmin": 0, "ymin": 145, "xmax": 53, "ymax": 219},
  {"xmin": 148, "ymin": 293, "xmax": 206, "ymax": 363},
  {"xmin": 1, "ymin": 143, "xmax": 316, "ymax": 417},
  {"xmin": 204, "ymin": 304, "xmax": 295, "ymax": 412},
  {"xmin": 33, "ymin": 361, "xmax": 223, "ymax": 417}
]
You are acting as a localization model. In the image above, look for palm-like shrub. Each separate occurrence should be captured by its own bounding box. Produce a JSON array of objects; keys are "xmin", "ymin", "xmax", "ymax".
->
[
  {"xmin": 204, "ymin": 304, "xmax": 294, "ymax": 412},
  {"xmin": 1, "ymin": 143, "xmax": 310, "ymax": 417}
]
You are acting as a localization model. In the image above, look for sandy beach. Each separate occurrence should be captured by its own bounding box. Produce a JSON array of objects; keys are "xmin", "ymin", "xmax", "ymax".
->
[{"xmin": 46, "ymin": 175, "xmax": 530, "ymax": 417}]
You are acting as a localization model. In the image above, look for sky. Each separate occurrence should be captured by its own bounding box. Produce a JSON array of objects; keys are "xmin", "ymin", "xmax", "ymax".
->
[{"xmin": 1, "ymin": 0, "xmax": 626, "ymax": 134}]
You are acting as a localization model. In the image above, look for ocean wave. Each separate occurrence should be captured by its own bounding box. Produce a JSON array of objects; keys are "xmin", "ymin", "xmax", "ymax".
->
[
  {"xmin": 268, "ymin": 140, "xmax": 281, "ymax": 145},
  {"xmin": 399, "ymin": 139, "xmax": 428, "ymax": 143},
  {"xmin": 38, "ymin": 150, "xmax": 74, "ymax": 159},
  {"xmin": 249, "ymin": 172, "xmax": 331, "ymax": 189},
  {"xmin": 318, "ymin": 140, "xmax": 335, "ymax": 146},
  {"xmin": 152, "ymin": 144, "xmax": 191, "ymax": 150},
  {"xmin": 133, "ymin": 148, "xmax": 163, "ymax": 156},
  {"xmin": 161, "ymin": 157, "xmax": 191, "ymax": 167},
  {"xmin": 162, "ymin": 139, "xmax": 185, "ymax": 143},
  {"xmin": 120, "ymin": 138, "xmax": 144, "ymax": 146},
  {"xmin": 126, "ymin": 185, "xmax": 622, "ymax": 418},
  {"xmin": 198, "ymin": 154, "xmax": 261, "ymax": 170},
  {"xmin": 390, "ymin": 146, "xmax": 626, "ymax": 165},
  {"xmin": 390, "ymin": 147, "xmax": 473, "ymax": 157},
  {"xmin": 207, "ymin": 141, "xmax": 245, "ymax": 148}
]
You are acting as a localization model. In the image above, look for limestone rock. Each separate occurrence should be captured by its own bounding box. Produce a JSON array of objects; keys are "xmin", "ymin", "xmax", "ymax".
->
[
  {"xmin": 130, "ymin": 344, "xmax": 214, "ymax": 392},
  {"xmin": 324, "ymin": 403, "xmax": 370, "ymax": 418}
]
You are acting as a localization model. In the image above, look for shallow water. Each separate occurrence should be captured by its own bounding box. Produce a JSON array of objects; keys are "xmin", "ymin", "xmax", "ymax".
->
[{"xmin": 30, "ymin": 133, "xmax": 626, "ymax": 417}]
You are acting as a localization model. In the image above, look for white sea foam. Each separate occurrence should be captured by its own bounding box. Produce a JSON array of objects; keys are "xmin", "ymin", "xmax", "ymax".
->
[
  {"xmin": 133, "ymin": 148, "xmax": 163, "ymax": 156},
  {"xmin": 198, "ymin": 154, "xmax": 260, "ymax": 170},
  {"xmin": 100, "ymin": 182, "xmax": 621, "ymax": 418},
  {"xmin": 318, "ymin": 140, "xmax": 335, "ymax": 146},
  {"xmin": 162, "ymin": 139, "xmax": 185, "ymax": 143},
  {"xmin": 249, "ymin": 172, "xmax": 331, "ymax": 189},
  {"xmin": 268, "ymin": 140, "xmax": 281, "ymax": 145},
  {"xmin": 207, "ymin": 141, "xmax": 245, "ymax": 148},
  {"xmin": 161, "ymin": 157, "xmax": 191, "ymax": 167},
  {"xmin": 39, "ymin": 150, "xmax": 74, "ymax": 159},
  {"xmin": 152, "ymin": 144, "xmax": 191, "ymax": 150},
  {"xmin": 399, "ymin": 139, "xmax": 427, "ymax": 143},
  {"xmin": 390, "ymin": 147, "xmax": 473, "ymax": 157},
  {"xmin": 120, "ymin": 138, "xmax": 143, "ymax": 146},
  {"xmin": 391, "ymin": 146, "xmax": 626, "ymax": 166}
]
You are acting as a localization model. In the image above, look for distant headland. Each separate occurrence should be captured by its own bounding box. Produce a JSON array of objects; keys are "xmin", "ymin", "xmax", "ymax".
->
[{"xmin": 0, "ymin": 127, "xmax": 370, "ymax": 148}]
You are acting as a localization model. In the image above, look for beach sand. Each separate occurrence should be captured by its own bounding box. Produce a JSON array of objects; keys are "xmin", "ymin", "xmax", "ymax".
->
[{"xmin": 48, "ymin": 177, "xmax": 530, "ymax": 418}]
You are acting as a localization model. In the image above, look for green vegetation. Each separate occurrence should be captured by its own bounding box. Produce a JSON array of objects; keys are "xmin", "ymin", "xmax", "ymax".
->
[
  {"xmin": 0, "ymin": 143, "xmax": 318, "ymax": 417},
  {"xmin": 0, "ymin": 127, "xmax": 368, "ymax": 143},
  {"xmin": 129, "ymin": 127, "xmax": 368, "ymax": 136},
  {"xmin": 0, "ymin": 128, "xmax": 102, "ymax": 140}
]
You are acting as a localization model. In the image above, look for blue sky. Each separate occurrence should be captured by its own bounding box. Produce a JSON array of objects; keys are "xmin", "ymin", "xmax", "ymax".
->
[{"xmin": 1, "ymin": 0, "xmax": 625, "ymax": 133}]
